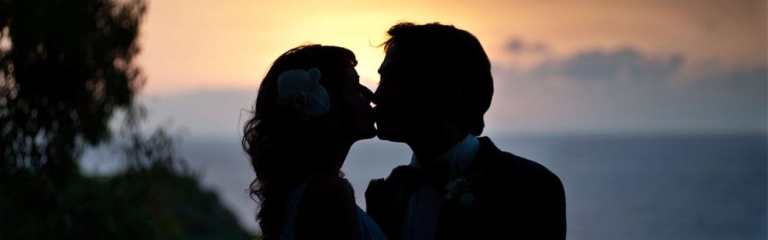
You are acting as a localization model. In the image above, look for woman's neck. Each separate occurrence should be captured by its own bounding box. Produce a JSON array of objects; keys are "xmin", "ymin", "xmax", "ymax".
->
[{"xmin": 298, "ymin": 137, "xmax": 353, "ymax": 173}]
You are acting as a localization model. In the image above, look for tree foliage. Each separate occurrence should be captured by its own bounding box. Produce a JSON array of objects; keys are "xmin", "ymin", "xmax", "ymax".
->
[
  {"xmin": 0, "ymin": 0, "xmax": 146, "ymax": 177},
  {"xmin": 0, "ymin": 1, "xmax": 256, "ymax": 238},
  {"xmin": 0, "ymin": 128, "xmax": 254, "ymax": 240}
]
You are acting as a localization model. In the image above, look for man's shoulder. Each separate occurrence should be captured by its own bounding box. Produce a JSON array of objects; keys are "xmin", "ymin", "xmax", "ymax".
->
[
  {"xmin": 475, "ymin": 138, "xmax": 567, "ymax": 239},
  {"xmin": 494, "ymin": 150, "xmax": 557, "ymax": 177},
  {"xmin": 476, "ymin": 137, "xmax": 562, "ymax": 186}
]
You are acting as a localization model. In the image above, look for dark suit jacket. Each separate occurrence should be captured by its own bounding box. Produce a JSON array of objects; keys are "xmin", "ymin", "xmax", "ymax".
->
[{"xmin": 365, "ymin": 137, "xmax": 566, "ymax": 240}]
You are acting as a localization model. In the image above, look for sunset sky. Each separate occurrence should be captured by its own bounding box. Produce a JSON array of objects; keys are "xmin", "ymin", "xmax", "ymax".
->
[
  {"xmin": 99, "ymin": 1, "xmax": 767, "ymax": 233},
  {"xmin": 135, "ymin": 0, "xmax": 767, "ymax": 135}
]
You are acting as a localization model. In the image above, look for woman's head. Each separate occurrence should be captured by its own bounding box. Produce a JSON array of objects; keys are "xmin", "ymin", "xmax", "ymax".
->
[
  {"xmin": 247, "ymin": 44, "xmax": 375, "ymax": 144},
  {"xmin": 242, "ymin": 45, "xmax": 374, "ymax": 237}
]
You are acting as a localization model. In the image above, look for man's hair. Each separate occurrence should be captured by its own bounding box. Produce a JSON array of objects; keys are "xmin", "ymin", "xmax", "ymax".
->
[{"xmin": 384, "ymin": 22, "xmax": 493, "ymax": 135}]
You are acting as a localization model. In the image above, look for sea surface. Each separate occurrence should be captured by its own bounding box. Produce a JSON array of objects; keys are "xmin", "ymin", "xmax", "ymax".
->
[{"xmin": 84, "ymin": 133, "xmax": 768, "ymax": 239}]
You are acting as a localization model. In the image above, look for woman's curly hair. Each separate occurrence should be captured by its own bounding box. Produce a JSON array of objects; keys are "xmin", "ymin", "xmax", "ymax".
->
[{"xmin": 241, "ymin": 44, "xmax": 357, "ymax": 239}]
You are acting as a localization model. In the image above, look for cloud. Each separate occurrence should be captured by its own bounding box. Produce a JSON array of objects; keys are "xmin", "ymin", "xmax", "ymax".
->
[
  {"xmin": 530, "ymin": 47, "xmax": 685, "ymax": 82},
  {"xmin": 506, "ymin": 38, "xmax": 550, "ymax": 55},
  {"xmin": 489, "ymin": 46, "xmax": 766, "ymax": 134}
]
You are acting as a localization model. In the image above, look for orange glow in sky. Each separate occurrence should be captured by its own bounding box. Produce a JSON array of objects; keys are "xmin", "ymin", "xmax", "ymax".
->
[{"xmin": 137, "ymin": 0, "xmax": 766, "ymax": 94}]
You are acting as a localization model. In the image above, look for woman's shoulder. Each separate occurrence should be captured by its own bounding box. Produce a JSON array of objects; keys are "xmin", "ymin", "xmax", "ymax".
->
[
  {"xmin": 302, "ymin": 175, "xmax": 354, "ymax": 200},
  {"xmin": 296, "ymin": 175, "xmax": 357, "ymax": 217},
  {"xmin": 295, "ymin": 175, "xmax": 360, "ymax": 239}
]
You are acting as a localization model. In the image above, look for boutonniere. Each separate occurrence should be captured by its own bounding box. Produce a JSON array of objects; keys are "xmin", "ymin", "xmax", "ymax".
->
[{"xmin": 444, "ymin": 177, "xmax": 474, "ymax": 208}]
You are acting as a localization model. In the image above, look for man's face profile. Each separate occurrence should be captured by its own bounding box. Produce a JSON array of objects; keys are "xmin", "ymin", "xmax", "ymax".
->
[{"xmin": 375, "ymin": 44, "xmax": 418, "ymax": 142}]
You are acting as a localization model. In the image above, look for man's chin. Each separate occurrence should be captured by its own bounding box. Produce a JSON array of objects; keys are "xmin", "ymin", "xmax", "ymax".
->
[
  {"xmin": 375, "ymin": 129, "xmax": 407, "ymax": 142},
  {"xmin": 351, "ymin": 126, "xmax": 377, "ymax": 142},
  {"xmin": 360, "ymin": 129, "xmax": 377, "ymax": 140}
]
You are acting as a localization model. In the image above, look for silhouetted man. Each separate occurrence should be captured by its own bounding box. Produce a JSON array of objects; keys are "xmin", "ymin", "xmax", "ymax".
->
[{"xmin": 366, "ymin": 23, "xmax": 566, "ymax": 240}]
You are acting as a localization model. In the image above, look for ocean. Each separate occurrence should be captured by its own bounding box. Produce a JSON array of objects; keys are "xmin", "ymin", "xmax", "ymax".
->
[{"xmin": 93, "ymin": 133, "xmax": 767, "ymax": 239}]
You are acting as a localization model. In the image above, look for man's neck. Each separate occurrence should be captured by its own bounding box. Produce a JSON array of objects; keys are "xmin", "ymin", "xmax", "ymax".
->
[{"xmin": 407, "ymin": 128, "xmax": 467, "ymax": 168}]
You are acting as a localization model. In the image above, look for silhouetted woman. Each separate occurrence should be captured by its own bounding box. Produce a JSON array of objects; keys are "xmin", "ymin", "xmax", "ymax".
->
[{"xmin": 242, "ymin": 45, "xmax": 383, "ymax": 240}]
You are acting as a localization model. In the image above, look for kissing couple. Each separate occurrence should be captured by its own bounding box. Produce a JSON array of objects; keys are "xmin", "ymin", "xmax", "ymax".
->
[{"xmin": 242, "ymin": 22, "xmax": 566, "ymax": 240}]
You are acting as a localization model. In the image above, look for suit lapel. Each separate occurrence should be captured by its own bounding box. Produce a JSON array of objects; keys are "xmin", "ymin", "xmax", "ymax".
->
[
  {"xmin": 367, "ymin": 137, "xmax": 504, "ymax": 240},
  {"xmin": 433, "ymin": 137, "xmax": 498, "ymax": 239}
]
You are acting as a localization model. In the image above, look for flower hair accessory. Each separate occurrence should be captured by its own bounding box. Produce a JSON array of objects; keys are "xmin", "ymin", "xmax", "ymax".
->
[{"xmin": 277, "ymin": 68, "xmax": 330, "ymax": 116}]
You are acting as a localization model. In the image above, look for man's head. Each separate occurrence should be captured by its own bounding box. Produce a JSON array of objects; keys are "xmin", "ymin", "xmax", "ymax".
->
[{"xmin": 375, "ymin": 22, "xmax": 493, "ymax": 143}]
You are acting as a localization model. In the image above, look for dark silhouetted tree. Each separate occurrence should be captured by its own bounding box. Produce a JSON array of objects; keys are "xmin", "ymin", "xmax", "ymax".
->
[
  {"xmin": 0, "ymin": 0, "xmax": 146, "ymax": 179},
  {"xmin": 0, "ymin": 2, "xmax": 256, "ymax": 238}
]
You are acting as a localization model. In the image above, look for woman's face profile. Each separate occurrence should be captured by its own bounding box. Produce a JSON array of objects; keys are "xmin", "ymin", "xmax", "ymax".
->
[{"xmin": 335, "ymin": 66, "xmax": 376, "ymax": 141}]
